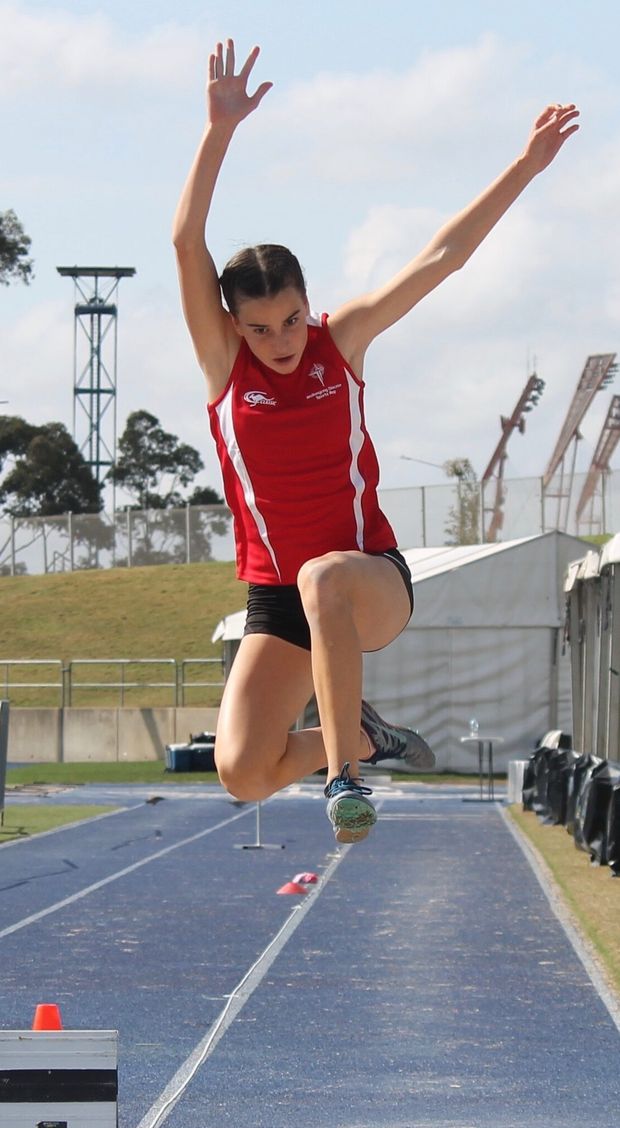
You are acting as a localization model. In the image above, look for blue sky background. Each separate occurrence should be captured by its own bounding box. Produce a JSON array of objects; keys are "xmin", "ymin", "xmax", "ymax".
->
[{"xmin": 2, "ymin": 0, "xmax": 620, "ymax": 505}]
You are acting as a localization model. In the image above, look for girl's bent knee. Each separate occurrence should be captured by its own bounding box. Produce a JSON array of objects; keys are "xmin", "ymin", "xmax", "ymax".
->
[
  {"xmin": 297, "ymin": 553, "xmax": 350, "ymax": 617},
  {"xmin": 216, "ymin": 755, "xmax": 275, "ymax": 802}
]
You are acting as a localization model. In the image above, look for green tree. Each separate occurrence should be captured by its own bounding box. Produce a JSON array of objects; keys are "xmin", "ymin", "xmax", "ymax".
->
[
  {"xmin": 443, "ymin": 458, "xmax": 481, "ymax": 545},
  {"xmin": 110, "ymin": 410, "xmax": 208, "ymax": 509},
  {"xmin": 0, "ymin": 210, "xmax": 34, "ymax": 286},
  {"xmin": 0, "ymin": 417, "xmax": 102, "ymax": 516},
  {"xmin": 109, "ymin": 412, "xmax": 229, "ymax": 564}
]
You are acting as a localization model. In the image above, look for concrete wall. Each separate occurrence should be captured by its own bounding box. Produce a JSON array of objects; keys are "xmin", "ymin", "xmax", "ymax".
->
[{"xmin": 8, "ymin": 707, "xmax": 220, "ymax": 763}]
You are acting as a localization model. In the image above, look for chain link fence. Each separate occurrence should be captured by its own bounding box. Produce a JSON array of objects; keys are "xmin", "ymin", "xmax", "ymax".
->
[
  {"xmin": 0, "ymin": 504, "xmax": 235, "ymax": 575},
  {"xmin": 0, "ymin": 472, "xmax": 618, "ymax": 577}
]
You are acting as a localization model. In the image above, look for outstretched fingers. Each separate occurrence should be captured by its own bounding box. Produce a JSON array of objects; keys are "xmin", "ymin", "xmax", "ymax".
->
[
  {"xmin": 224, "ymin": 38, "xmax": 235, "ymax": 77},
  {"xmin": 527, "ymin": 102, "xmax": 580, "ymax": 170},
  {"xmin": 539, "ymin": 103, "xmax": 579, "ymax": 132},
  {"xmin": 239, "ymin": 43, "xmax": 261, "ymax": 83},
  {"xmin": 206, "ymin": 38, "xmax": 272, "ymax": 124}
]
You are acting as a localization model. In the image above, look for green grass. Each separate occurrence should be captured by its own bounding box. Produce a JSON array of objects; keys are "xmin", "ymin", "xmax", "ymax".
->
[
  {"xmin": 0, "ymin": 561, "xmax": 241, "ymax": 705},
  {"xmin": 582, "ymin": 534, "xmax": 613, "ymax": 546},
  {"xmin": 6, "ymin": 762, "xmax": 489, "ymax": 788},
  {"xmin": 0, "ymin": 804, "xmax": 118, "ymax": 843},
  {"xmin": 6, "ymin": 762, "xmax": 219, "ymax": 786}
]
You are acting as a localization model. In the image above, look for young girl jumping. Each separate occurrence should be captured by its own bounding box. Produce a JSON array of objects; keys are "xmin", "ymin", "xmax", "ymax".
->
[{"xmin": 173, "ymin": 40, "xmax": 578, "ymax": 843}]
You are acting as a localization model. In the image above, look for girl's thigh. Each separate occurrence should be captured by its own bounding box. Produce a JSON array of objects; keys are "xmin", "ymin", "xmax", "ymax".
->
[{"xmin": 216, "ymin": 632, "xmax": 314, "ymax": 766}]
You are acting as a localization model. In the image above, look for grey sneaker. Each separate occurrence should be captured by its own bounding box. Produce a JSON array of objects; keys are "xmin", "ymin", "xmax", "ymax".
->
[
  {"xmin": 324, "ymin": 762, "xmax": 377, "ymax": 843},
  {"xmin": 361, "ymin": 699, "xmax": 435, "ymax": 770}
]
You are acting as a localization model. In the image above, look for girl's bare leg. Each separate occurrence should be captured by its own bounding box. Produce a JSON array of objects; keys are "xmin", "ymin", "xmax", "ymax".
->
[
  {"xmin": 297, "ymin": 551, "xmax": 411, "ymax": 785},
  {"xmin": 215, "ymin": 552, "xmax": 410, "ymax": 801},
  {"xmin": 215, "ymin": 632, "xmax": 356, "ymax": 799}
]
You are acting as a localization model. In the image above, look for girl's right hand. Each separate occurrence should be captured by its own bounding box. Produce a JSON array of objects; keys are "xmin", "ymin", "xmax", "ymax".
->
[{"xmin": 207, "ymin": 39, "xmax": 272, "ymax": 127}]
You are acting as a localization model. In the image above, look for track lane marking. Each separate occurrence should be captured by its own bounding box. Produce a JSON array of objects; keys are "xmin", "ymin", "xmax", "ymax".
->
[
  {"xmin": 0, "ymin": 807, "xmax": 252, "ymax": 940},
  {"xmin": 134, "ymin": 836, "xmax": 357, "ymax": 1128}
]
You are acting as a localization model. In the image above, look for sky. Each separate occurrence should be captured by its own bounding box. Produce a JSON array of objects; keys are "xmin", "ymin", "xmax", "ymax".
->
[{"xmin": 2, "ymin": 0, "xmax": 620, "ymax": 507}]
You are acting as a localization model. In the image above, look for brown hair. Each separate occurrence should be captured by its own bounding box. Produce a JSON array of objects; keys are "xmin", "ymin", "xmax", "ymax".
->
[{"xmin": 220, "ymin": 244, "xmax": 306, "ymax": 315}]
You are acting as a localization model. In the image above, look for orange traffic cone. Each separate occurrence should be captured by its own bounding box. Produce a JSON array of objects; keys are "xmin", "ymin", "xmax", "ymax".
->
[
  {"xmin": 32, "ymin": 1003, "xmax": 63, "ymax": 1031},
  {"xmin": 277, "ymin": 881, "xmax": 307, "ymax": 895}
]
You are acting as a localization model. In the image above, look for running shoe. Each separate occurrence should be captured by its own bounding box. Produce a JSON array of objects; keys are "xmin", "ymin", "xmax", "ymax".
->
[
  {"xmin": 360, "ymin": 699, "xmax": 435, "ymax": 770},
  {"xmin": 324, "ymin": 762, "xmax": 377, "ymax": 844}
]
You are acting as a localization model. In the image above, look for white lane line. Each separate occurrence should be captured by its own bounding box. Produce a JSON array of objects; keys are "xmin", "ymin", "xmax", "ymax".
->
[
  {"xmin": 135, "ymin": 841, "xmax": 354, "ymax": 1128},
  {"xmin": 0, "ymin": 807, "xmax": 252, "ymax": 941},
  {"xmin": 498, "ymin": 803, "xmax": 620, "ymax": 1035}
]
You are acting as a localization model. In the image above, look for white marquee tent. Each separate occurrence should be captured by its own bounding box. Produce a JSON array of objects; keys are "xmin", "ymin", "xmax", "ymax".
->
[{"xmin": 213, "ymin": 531, "xmax": 587, "ymax": 771}]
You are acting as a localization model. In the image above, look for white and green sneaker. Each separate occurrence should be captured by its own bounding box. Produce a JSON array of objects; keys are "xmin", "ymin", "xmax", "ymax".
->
[{"xmin": 324, "ymin": 762, "xmax": 377, "ymax": 844}]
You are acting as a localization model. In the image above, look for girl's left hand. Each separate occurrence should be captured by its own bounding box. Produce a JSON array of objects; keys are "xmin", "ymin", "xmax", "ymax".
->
[{"xmin": 524, "ymin": 103, "xmax": 580, "ymax": 173}]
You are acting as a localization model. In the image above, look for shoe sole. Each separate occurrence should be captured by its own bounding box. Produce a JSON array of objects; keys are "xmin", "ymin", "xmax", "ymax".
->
[
  {"xmin": 327, "ymin": 793, "xmax": 377, "ymax": 844},
  {"xmin": 335, "ymin": 824, "xmax": 371, "ymax": 844}
]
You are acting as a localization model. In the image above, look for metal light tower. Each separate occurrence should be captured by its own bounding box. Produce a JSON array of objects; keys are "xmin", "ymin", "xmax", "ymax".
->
[
  {"xmin": 575, "ymin": 394, "xmax": 620, "ymax": 535},
  {"xmin": 542, "ymin": 353, "xmax": 617, "ymax": 532},
  {"xmin": 481, "ymin": 372, "xmax": 545, "ymax": 542},
  {"xmin": 57, "ymin": 266, "xmax": 136, "ymax": 493}
]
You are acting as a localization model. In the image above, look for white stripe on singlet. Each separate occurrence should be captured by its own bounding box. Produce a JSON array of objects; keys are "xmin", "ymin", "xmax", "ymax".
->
[
  {"xmin": 215, "ymin": 387, "xmax": 281, "ymax": 580},
  {"xmin": 345, "ymin": 369, "xmax": 366, "ymax": 550}
]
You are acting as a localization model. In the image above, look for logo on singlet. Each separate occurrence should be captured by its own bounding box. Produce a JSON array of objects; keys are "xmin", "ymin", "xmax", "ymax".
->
[
  {"xmin": 306, "ymin": 361, "xmax": 341, "ymax": 401},
  {"xmin": 309, "ymin": 363, "xmax": 325, "ymax": 386},
  {"xmin": 244, "ymin": 390, "xmax": 277, "ymax": 407}
]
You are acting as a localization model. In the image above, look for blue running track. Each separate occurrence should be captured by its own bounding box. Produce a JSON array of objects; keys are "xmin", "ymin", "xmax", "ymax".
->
[{"xmin": 1, "ymin": 782, "xmax": 619, "ymax": 1127}]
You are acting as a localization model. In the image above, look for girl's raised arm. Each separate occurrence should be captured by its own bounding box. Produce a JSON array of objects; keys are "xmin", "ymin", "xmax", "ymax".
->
[
  {"xmin": 330, "ymin": 103, "xmax": 579, "ymax": 375},
  {"xmin": 172, "ymin": 40, "xmax": 272, "ymax": 395}
]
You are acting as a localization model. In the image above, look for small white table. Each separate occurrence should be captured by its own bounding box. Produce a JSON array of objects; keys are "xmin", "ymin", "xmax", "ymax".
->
[{"xmin": 460, "ymin": 735, "xmax": 504, "ymax": 801}]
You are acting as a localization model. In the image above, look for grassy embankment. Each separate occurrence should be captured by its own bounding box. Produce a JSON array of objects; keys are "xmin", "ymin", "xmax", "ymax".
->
[{"xmin": 0, "ymin": 561, "xmax": 242, "ymax": 707}]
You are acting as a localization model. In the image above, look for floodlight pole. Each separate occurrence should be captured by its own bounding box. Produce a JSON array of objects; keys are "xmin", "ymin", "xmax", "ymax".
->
[
  {"xmin": 481, "ymin": 372, "xmax": 545, "ymax": 542},
  {"xmin": 542, "ymin": 353, "xmax": 617, "ymax": 532},
  {"xmin": 57, "ymin": 266, "xmax": 136, "ymax": 505}
]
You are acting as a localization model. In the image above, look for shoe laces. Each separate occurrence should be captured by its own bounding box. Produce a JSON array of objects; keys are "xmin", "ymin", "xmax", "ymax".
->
[{"xmin": 325, "ymin": 761, "xmax": 373, "ymax": 798}]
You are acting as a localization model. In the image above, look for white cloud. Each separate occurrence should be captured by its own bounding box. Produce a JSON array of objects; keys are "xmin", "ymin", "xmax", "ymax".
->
[
  {"xmin": 251, "ymin": 34, "xmax": 532, "ymax": 187},
  {"xmin": 0, "ymin": 2, "xmax": 205, "ymax": 96},
  {"xmin": 340, "ymin": 151, "xmax": 620, "ymax": 489}
]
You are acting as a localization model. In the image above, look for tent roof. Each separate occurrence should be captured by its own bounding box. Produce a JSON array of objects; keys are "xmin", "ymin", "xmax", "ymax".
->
[
  {"xmin": 212, "ymin": 608, "xmax": 247, "ymax": 643},
  {"xmin": 402, "ymin": 531, "xmax": 587, "ymax": 629},
  {"xmin": 402, "ymin": 535, "xmax": 541, "ymax": 581},
  {"xmin": 600, "ymin": 532, "xmax": 620, "ymax": 569}
]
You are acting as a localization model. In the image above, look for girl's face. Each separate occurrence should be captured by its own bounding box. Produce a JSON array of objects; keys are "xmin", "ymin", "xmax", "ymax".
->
[{"xmin": 232, "ymin": 286, "xmax": 310, "ymax": 374}]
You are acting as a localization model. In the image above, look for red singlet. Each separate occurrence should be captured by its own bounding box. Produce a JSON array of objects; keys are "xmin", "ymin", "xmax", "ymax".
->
[{"xmin": 208, "ymin": 314, "xmax": 396, "ymax": 584}]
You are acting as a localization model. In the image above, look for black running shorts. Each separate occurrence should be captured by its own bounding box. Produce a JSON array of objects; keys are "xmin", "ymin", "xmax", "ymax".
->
[{"xmin": 243, "ymin": 548, "xmax": 414, "ymax": 652}]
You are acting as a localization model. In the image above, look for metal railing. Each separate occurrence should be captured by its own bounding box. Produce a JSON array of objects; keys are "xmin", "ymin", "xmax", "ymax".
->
[
  {"xmin": 66, "ymin": 659, "xmax": 178, "ymax": 706},
  {"xmin": 0, "ymin": 658, "xmax": 225, "ymax": 707},
  {"xmin": 178, "ymin": 659, "xmax": 225, "ymax": 706},
  {"xmin": 0, "ymin": 660, "xmax": 64, "ymax": 706}
]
